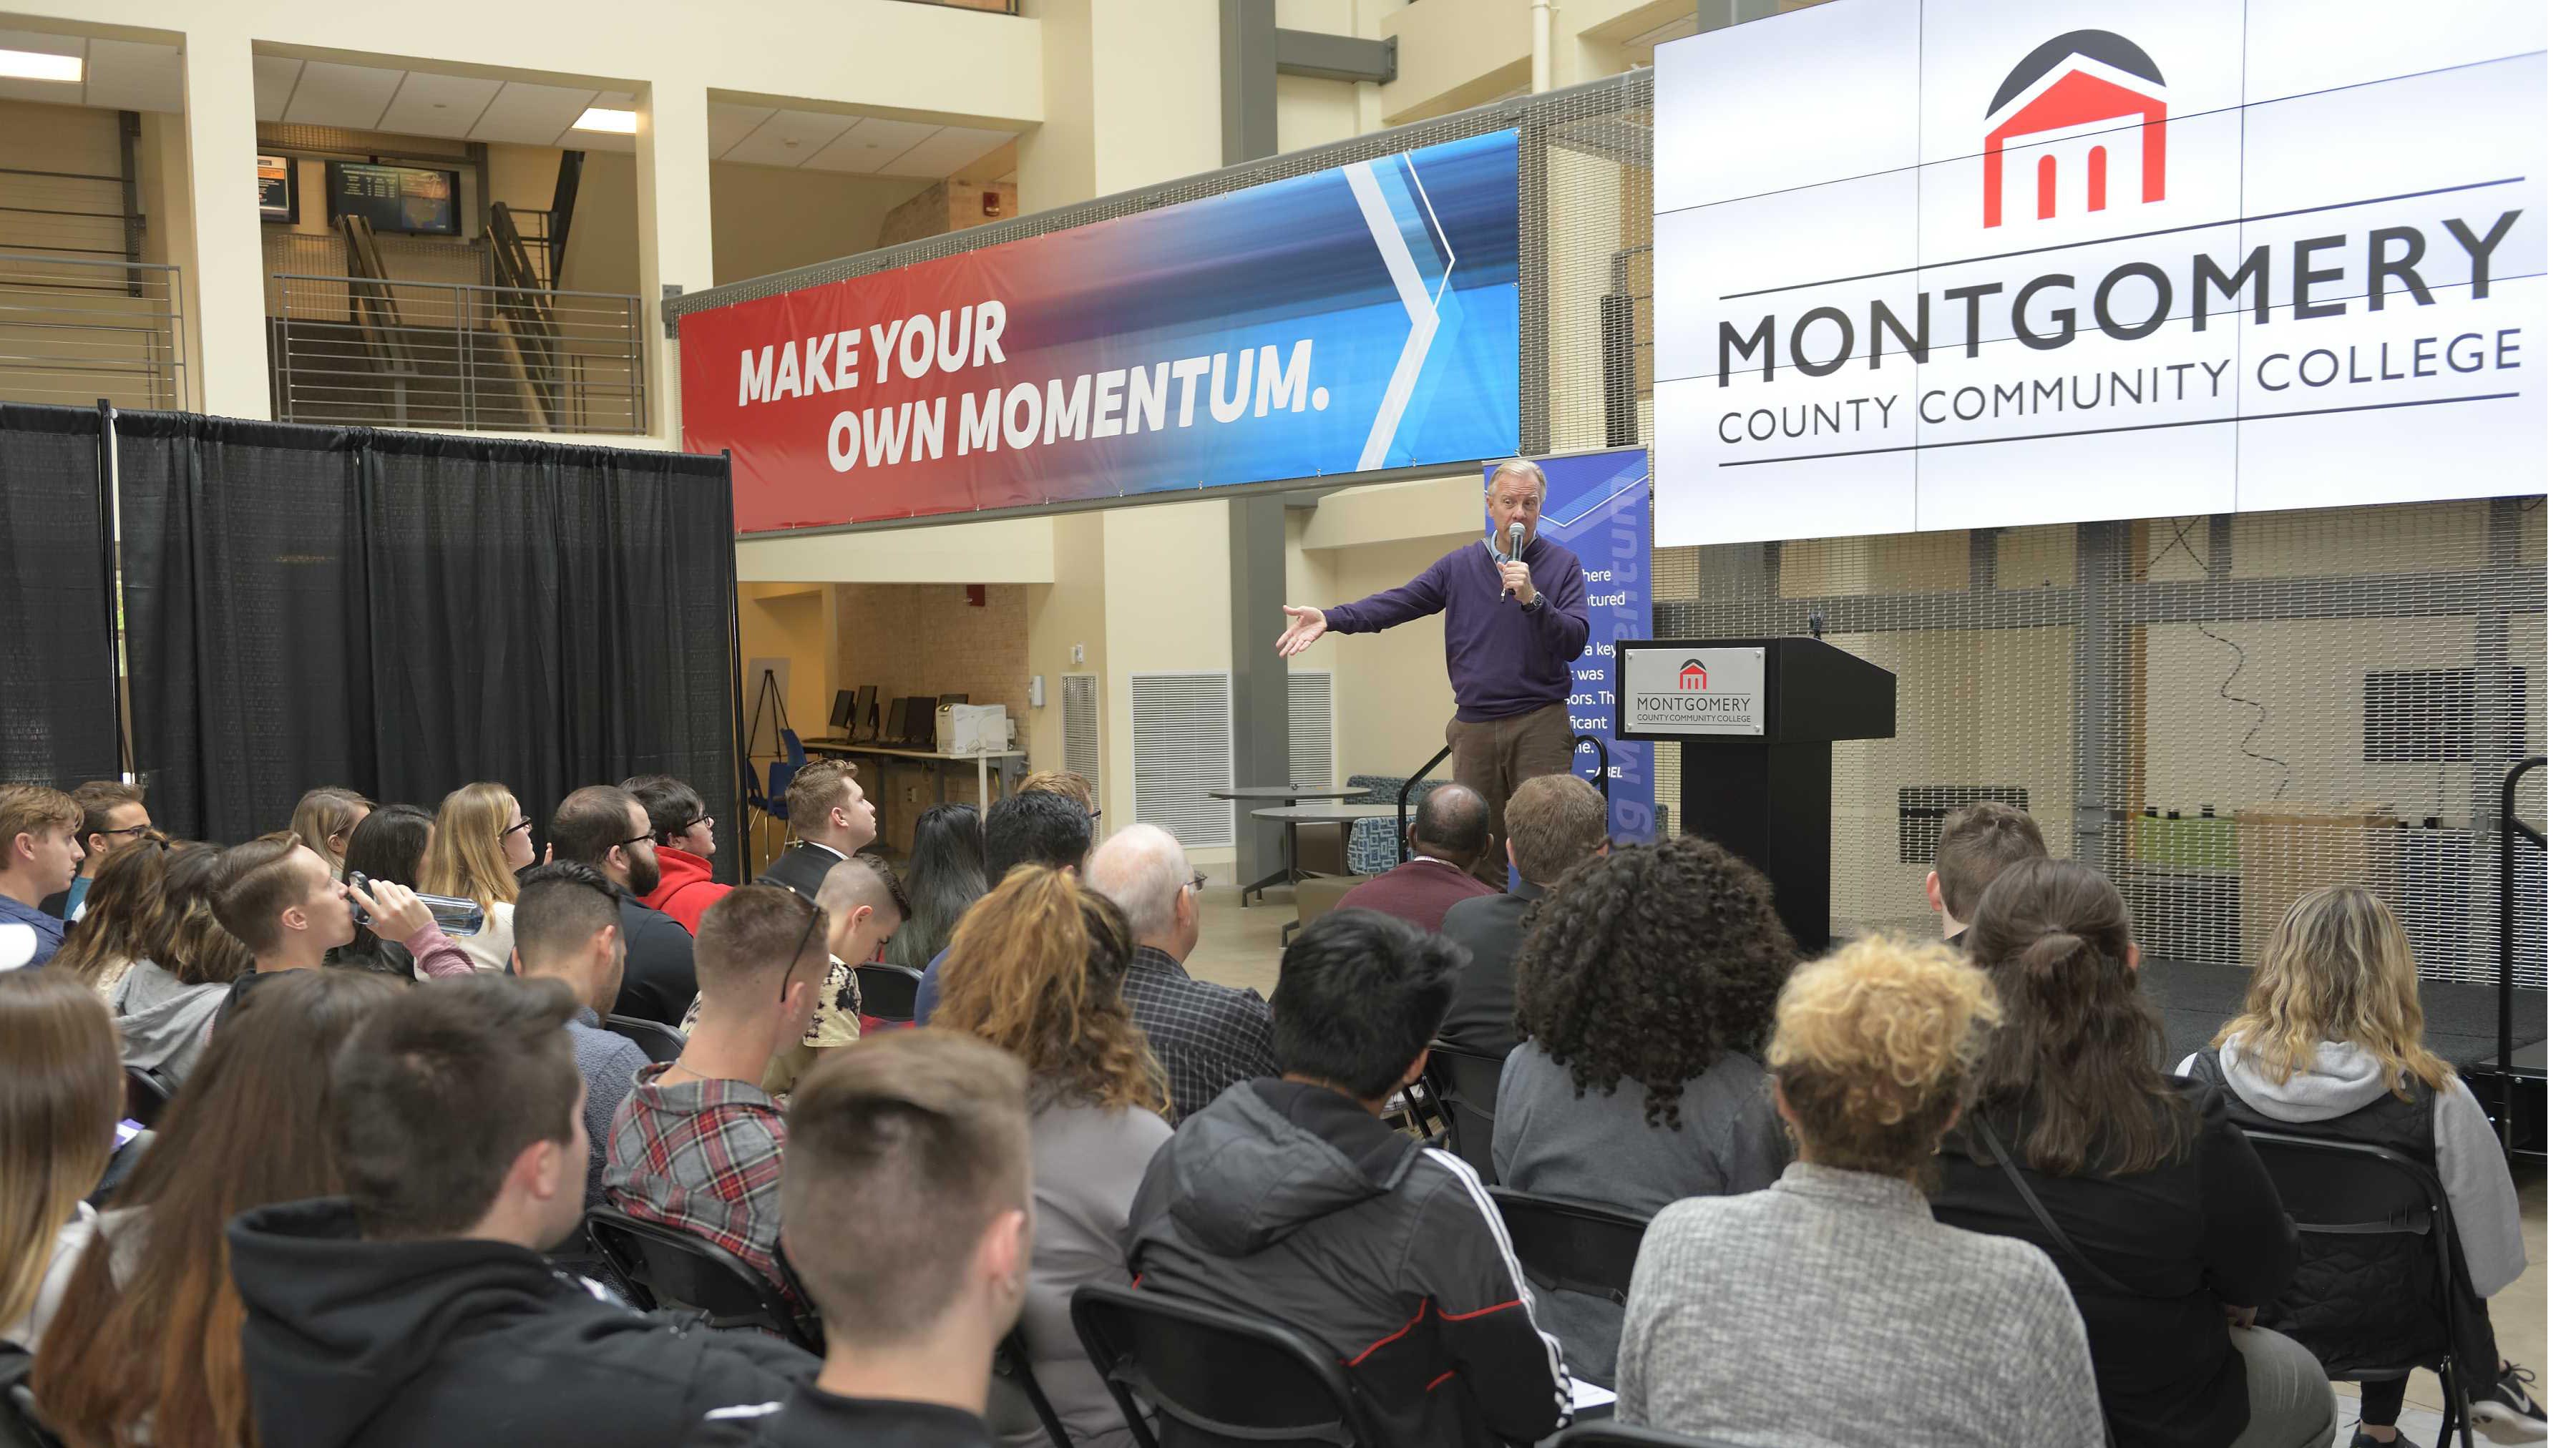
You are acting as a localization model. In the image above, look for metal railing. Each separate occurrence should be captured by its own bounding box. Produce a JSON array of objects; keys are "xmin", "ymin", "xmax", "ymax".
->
[
  {"xmin": 268, "ymin": 272, "xmax": 645, "ymax": 434},
  {"xmin": 0, "ymin": 253, "xmax": 186, "ymax": 410}
]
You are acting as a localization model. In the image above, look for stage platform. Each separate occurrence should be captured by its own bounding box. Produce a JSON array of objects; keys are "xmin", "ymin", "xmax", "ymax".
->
[{"xmin": 2139, "ymin": 956, "xmax": 2546, "ymax": 1072}]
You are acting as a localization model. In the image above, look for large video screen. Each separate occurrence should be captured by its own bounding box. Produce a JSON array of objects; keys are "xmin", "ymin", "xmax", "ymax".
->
[{"xmin": 1652, "ymin": 0, "xmax": 2546, "ymax": 545}]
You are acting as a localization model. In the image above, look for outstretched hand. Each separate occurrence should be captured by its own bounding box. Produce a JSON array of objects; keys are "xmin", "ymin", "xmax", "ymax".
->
[{"xmin": 1277, "ymin": 605, "xmax": 1327, "ymax": 659}]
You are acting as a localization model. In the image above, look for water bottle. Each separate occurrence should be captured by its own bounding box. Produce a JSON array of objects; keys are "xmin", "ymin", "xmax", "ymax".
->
[{"xmin": 346, "ymin": 871, "xmax": 487, "ymax": 938}]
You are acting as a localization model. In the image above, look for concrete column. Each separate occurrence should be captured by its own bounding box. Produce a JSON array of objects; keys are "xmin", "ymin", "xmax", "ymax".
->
[
  {"xmin": 1230, "ymin": 495, "xmax": 1291, "ymax": 885},
  {"xmin": 1019, "ymin": 0, "xmax": 1222, "ymax": 210},
  {"xmin": 177, "ymin": 31, "xmax": 268, "ymax": 419},
  {"xmin": 637, "ymin": 78, "xmax": 712, "ymax": 446}
]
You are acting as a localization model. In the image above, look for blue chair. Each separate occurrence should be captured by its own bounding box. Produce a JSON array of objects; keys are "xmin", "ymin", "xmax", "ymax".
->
[
  {"xmin": 766, "ymin": 729, "xmax": 809, "ymax": 812},
  {"xmin": 1343, "ymin": 772, "xmax": 1449, "ymax": 876}
]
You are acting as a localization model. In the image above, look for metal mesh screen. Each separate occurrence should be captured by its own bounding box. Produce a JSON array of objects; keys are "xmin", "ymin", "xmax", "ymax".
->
[{"xmin": 1652, "ymin": 504, "xmax": 2547, "ymax": 985}]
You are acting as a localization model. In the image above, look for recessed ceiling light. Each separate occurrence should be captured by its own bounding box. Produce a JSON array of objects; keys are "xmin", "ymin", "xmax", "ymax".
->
[
  {"xmin": 0, "ymin": 48, "xmax": 82, "ymax": 84},
  {"xmin": 572, "ymin": 106, "xmax": 637, "ymax": 134}
]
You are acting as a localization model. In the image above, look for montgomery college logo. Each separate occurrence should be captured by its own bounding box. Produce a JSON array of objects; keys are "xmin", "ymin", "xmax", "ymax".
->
[
  {"xmin": 1983, "ymin": 29, "xmax": 2167, "ymax": 228},
  {"xmin": 1677, "ymin": 659, "xmax": 1709, "ymax": 690}
]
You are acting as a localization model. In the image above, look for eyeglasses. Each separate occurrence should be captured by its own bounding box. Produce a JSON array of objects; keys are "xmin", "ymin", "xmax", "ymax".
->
[
  {"xmin": 613, "ymin": 831, "xmax": 655, "ymax": 853},
  {"xmin": 743, "ymin": 880, "xmax": 826, "ymax": 1003},
  {"xmin": 686, "ymin": 813, "xmax": 716, "ymax": 833},
  {"xmin": 96, "ymin": 823, "xmax": 155, "ymax": 841},
  {"xmin": 500, "ymin": 818, "xmax": 535, "ymax": 841},
  {"xmin": 1189, "ymin": 871, "xmax": 1209, "ymax": 895}
]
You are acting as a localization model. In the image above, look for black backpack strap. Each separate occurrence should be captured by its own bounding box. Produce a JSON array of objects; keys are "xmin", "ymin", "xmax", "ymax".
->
[{"xmin": 1974, "ymin": 1113, "xmax": 2144, "ymax": 1298}]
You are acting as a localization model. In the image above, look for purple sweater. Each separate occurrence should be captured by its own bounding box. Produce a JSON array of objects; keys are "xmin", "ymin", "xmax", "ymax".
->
[{"xmin": 1324, "ymin": 535, "xmax": 1590, "ymax": 721}]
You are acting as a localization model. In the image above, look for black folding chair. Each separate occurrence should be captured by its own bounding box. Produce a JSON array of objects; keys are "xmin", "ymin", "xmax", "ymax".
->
[
  {"xmin": 121, "ymin": 1065, "xmax": 173, "ymax": 1128},
  {"xmin": 604, "ymin": 1013, "xmax": 686, "ymax": 1065},
  {"xmin": 992, "ymin": 1324, "xmax": 1075, "ymax": 1448},
  {"xmin": 1070, "ymin": 1283, "xmax": 1374, "ymax": 1448},
  {"xmin": 1423, "ymin": 1041, "xmax": 1506, "ymax": 1183},
  {"xmin": 2240, "ymin": 1130, "xmax": 2472, "ymax": 1448},
  {"xmin": 583, "ymin": 1207, "xmax": 819, "ymax": 1352},
  {"xmin": 854, "ymin": 962, "xmax": 924, "ymax": 1024},
  {"xmin": 1544, "ymin": 1422, "xmax": 1756, "ymax": 1447},
  {"xmin": 1488, "ymin": 1190, "xmax": 1652, "ymax": 1307}
]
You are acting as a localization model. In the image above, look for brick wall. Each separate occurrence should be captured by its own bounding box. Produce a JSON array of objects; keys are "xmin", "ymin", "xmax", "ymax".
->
[{"xmin": 834, "ymin": 582, "xmax": 1032, "ymax": 852}]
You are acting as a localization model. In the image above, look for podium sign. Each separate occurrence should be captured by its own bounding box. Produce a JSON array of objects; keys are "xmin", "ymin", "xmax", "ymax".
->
[{"xmin": 1623, "ymin": 647, "xmax": 1765, "ymax": 737}]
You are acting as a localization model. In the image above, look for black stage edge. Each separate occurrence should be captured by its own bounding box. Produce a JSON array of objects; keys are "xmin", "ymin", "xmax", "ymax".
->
[{"xmin": 2138, "ymin": 955, "xmax": 2547, "ymax": 1073}]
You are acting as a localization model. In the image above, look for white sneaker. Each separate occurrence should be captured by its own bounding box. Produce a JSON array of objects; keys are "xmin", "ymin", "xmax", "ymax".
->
[{"xmin": 2469, "ymin": 1360, "xmax": 2548, "ymax": 1443}]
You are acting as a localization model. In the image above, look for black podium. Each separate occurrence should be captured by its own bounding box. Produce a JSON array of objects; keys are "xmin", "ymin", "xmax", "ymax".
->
[{"xmin": 1614, "ymin": 638, "xmax": 1895, "ymax": 954}]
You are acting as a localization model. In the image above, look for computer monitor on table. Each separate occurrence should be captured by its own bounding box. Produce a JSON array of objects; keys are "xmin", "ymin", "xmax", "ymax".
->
[
  {"xmin": 829, "ymin": 690, "xmax": 857, "ymax": 737},
  {"xmin": 852, "ymin": 685, "xmax": 879, "ymax": 741},
  {"xmin": 939, "ymin": 692, "xmax": 967, "ymax": 708},
  {"xmin": 895, "ymin": 697, "xmax": 932, "ymax": 746}
]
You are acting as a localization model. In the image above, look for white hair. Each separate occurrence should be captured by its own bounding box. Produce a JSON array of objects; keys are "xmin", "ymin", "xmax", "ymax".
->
[
  {"xmin": 1083, "ymin": 823, "xmax": 1190, "ymax": 941},
  {"xmin": 1488, "ymin": 457, "xmax": 1548, "ymax": 498}
]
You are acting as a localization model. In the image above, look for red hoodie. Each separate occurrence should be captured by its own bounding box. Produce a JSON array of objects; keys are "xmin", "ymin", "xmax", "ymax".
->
[{"xmin": 638, "ymin": 844, "xmax": 731, "ymax": 936}]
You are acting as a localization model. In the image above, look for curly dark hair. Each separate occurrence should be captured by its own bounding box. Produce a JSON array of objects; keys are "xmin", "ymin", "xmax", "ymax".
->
[{"xmin": 1513, "ymin": 836, "xmax": 1802, "ymax": 1130}]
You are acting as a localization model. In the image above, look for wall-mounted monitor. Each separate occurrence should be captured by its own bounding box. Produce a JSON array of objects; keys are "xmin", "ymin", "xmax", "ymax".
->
[
  {"xmin": 257, "ymin": 154, "xmax": 296, "ymax": 222},
  {"xmin": 325, "ymin": 160, "xmax": 461, "ymax": 236}
]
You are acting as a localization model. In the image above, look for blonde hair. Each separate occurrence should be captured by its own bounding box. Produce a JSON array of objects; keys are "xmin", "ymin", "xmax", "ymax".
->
[
  {"xmin": 1768, "ymin": 934, "xmax": 1999, "ymax": 1180},
  {"xmin": 2218, "ymin": 886, "xmax": 2455, "ymax": 1100},
  {"xmin": 1019, "ymin": 771, "xmax": 1096, "ymax": 814},
  {"xmin": 290, "ymin": 786, "xmax": 373, "ymax": 865},
  {"xmin": 422, "ymin": 781, "xmax": 523, "ymax": 909},
  {"xmin": 0, "ymin": 971, "xmax": 121, "ymax": 1331},
  {"xmin": 933, "ymin": 864, "xmax": 1167, "ymax": 1117}
]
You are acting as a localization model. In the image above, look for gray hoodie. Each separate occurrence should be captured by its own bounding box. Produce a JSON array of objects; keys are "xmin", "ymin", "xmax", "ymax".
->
[
  {"xmin": 112, "ymin": 959, "xmax": 226, "ymax": 1083},
  {"xmin": 2186, "ymin": 1040, "xmax": 2525, "ymax": 1297}
]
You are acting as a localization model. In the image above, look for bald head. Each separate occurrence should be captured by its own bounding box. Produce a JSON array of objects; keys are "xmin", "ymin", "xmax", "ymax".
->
[
  {"xmin": 1411, "ymin": 783, "xmax": 1491, "ymax": 869},
  {"xmin": 1084, "ymin": 823, "xmax": 1194, "ymax": 955}
]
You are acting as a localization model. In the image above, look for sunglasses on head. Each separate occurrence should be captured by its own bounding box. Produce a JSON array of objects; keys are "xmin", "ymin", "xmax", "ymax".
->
[{"xmin": 743, "ymin": 880, "xmax": 827, "ymax": 1002}]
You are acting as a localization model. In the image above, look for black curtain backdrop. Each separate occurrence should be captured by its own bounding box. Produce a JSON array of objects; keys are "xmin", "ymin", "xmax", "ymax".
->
[
  {"xmin": 114, "ymin": 414, "xmax": 743, "ymax": 882},
  {"xmin": 0, "ymin": 404, "xmax": 120, "ymax": 787}
]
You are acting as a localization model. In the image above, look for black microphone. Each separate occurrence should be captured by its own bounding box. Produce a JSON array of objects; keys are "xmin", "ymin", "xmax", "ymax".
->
[{"xmin": 1501, "ymin": 521, "xmax": 1526, "ymax": 602}]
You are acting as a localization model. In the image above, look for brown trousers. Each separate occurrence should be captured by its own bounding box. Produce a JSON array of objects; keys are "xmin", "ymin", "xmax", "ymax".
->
[{"xmin": 1444, "ymin": 705, "xmax": 1576, "ymax": 889}]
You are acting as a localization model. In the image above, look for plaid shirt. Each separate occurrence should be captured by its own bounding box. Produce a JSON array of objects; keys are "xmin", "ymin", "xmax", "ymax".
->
[
  {"xmin": 602, "ymin": 1062, "xmax": 810, "ymax": 1318},
  {"xmin": 1121, "ymin": 946, "xmax": 1281, "ymax": 1122}
]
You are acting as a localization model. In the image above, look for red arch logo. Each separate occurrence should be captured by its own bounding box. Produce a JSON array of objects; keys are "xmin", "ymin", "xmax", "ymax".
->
[
  {"xmin": 1678, "ymin": 660, "xmax": 1709, "ymax": 690},
  {"xmin": 1983, "ymin": 30, "xmax": 2167, "ymax": 228}
]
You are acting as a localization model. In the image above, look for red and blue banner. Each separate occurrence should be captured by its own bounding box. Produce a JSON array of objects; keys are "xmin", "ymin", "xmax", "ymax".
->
[{"xmin": 682, "ymin": 129, "xmax": 1521, "ymax": 532}]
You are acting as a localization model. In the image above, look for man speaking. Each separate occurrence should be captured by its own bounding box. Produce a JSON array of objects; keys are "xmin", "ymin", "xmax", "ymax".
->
[{"xmin": 1277, "ymin": 458, "xmax": 1589, "ymax": 889}]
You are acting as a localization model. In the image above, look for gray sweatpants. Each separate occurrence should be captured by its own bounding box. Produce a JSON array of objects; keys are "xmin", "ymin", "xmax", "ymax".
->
[{"xmin": 2226, "ymin": 1325, "xmax": 2337, "ymax": 1448}]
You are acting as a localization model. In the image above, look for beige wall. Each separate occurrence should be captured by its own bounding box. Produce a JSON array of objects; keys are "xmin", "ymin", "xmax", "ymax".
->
[
  {"xmin": 1025, "ymin": 509, "xmax": 1109, "ymax": 786},
  {"xmin": 710, "ymin": 163, "xmax": 927, "ymax": 286},
  {"xmin": 739, "ymin": 582, "xmax": 840, "ymax": 741}
]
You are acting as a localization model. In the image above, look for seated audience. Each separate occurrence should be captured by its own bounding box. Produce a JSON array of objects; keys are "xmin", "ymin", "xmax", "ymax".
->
[
  {"xmin": 423, "ymin": 781, "xmax": 537, "ymax": 972},
  {"xmin": 229, "ymin": 974, "xmax": 812, "ymax": 1447},
  {"xmin": 1330, "ymin": 781, "xmax": 1497, "ymax": 933},
  {"xmin": 914, "ymin": 790, "xmax": 1096, "ymax": 1026},
  {"xmin": 323, "ymin": 803, "xmax": 443, "ymax": 979},
  {"xmin": 1126, "ymin": 910, "xmax": 1568, "ymax": 1448},
  {"xmin": 688, "ymin": 1031, "xmax": 1034, "ymax": 1448},
  {"xmin": 1618, "ymin": 935, "xmax": 2102, "ymax": 1448},
  {"xmin": 884, "ymin": 801, "xmax": 985, "ymax": 970},
  {"xmin": 0, "ymin": 970, "xmax": 122, "ymax": 1351},
  {"xmin": 553, "ymin": 785, "xmax": 697, "ymax": 1025},
  {"xmin": 764, "ymin": 855, "xmax": 906, "ymax": 1095},
  {"xmin": 44, "ymin": 780, "xmax": 152, "ymax": 921},
  {"xmin": 761, "ymin": 760, "xmax": 879, "ymax": 901},
  {"xmin": 509, "ymin": 861, "xmax": 650, "ymax": 1211},
  {"xmin": 212, "ymin": 833, "xmax": 469, "ymax": 1019},
  {"xmin": 1078, "ymin": 823, "xmax": 1278, "ymax": 1120},
  {"xmin": 1438, "ymin": 774, "xmax": 1606, "ymax": 1056},
  {"xmin": 605, "ymin": 884, "xmax": 831, "ymax": 1319},
  {"xmin": 940, "ymin": 866, "xmax": 1171, "ymax": 1447},
  {"xmin": 110, "ymin": 841, "xmax": 248, "ymax": 1082},
  {"xmin": 625, "ymin": 773, "xmax": 731, "ymax": 934},
  {"xmin": 36, "ymin": 969, "xmax": 404, "ymax": 1448},
  {"xmin": 1492, "ymin": 836, "xmax": 1797, "ymax": 1383},
  {"xmin": 1927, "ymin": 799, "xmax": 2048, "ymax": 940},
  {"xmin": 2187, "ymin": 886, "xmax": 2544, "ymax": 1444},
  {"xmin": 0, "ymin": 783, "xmax": 84, "ymax": 969},
  {"xmin": 290, "ymin": 786, "xmax": 374, "ymax": 877},
  {"xmin": 50, "ymin": 828, "xmax": 170, "ymax": 1002},
  {"xmin": 1931, "ymin": 858, "xmax": 2332, "ymax": 1448}
]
